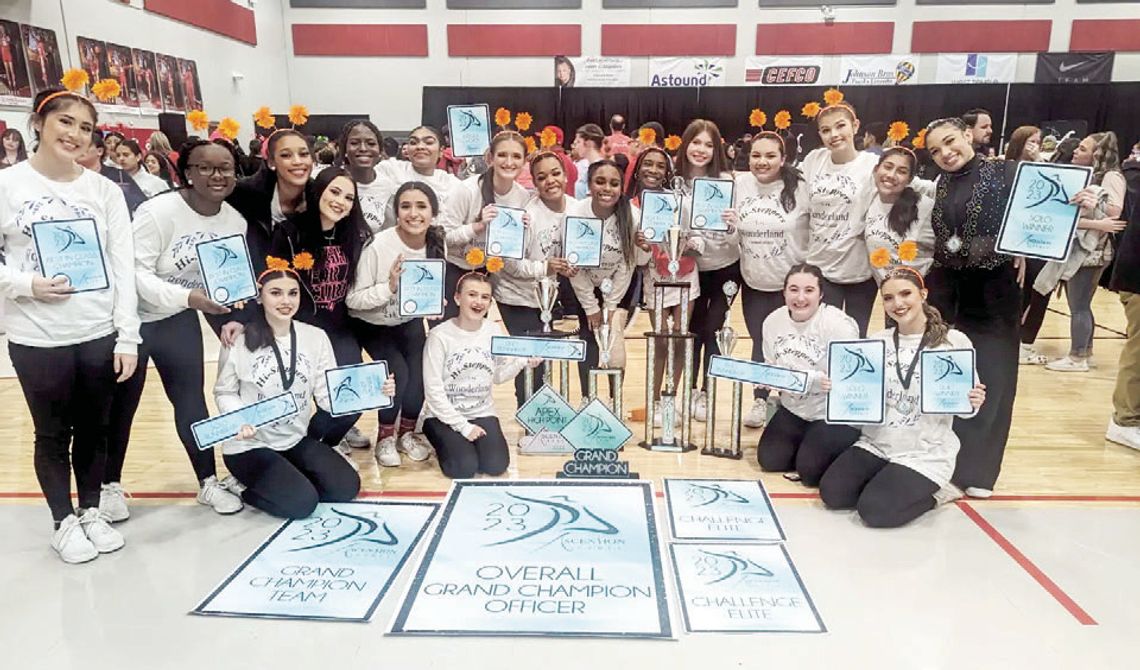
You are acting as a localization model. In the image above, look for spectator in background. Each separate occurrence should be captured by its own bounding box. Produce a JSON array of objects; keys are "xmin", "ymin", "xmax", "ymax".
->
[
  {"xmin": 1050, "ymin": 136, "xmax": 1080, "ymax": 165},
  {"xmin": 437, "ymin": 125, "xmax": 463, "ymax": 176},
  {"xmin": 540, "ymin": 125, "xmax": 577, "ymax": 188},
  {"xmin": 571, "ymin": 123, "xmax": 606, "ymax": 198},
  {"xmin": 147, "ymin": 130, "xmax": 176, "ymax": 164},
  {"xmin": 382, "ymin": 136, "xmax": 400, "ymax": 161},
  {"xmin": 1106, "ymin": 149, "xmax": 1140, "ymax": 451},
  {"xmin": 1003, "ymin": 126, "xmax": 1041, "ymax": 162},
  {"xmin": 143, "ymin": 150, "xmax": 180, "ymax": 190},
  {"xmin": 605, "ymin": 113, "xmax": 632, "ymax": 159},
  {"xmin": 242, "ymin": 137, "xmax": 265, "ymax": 177},
  {"xmin": 104, "ymin": 130, "xmax": 125, "ymax": 168},
  {"xmin": 77, "ymin": 131, "xmax": 147, "ymax": 215},
  {"xmin": 962, "ymin": 108, "xmax": 994, "ymax": 156},
  {"xmin": 1, "ymin": 128, "xmax": 27, "ymax": 168},
  {"xmin": 861, "ymin": 122, "xmax": 887, "ymax": 156}
]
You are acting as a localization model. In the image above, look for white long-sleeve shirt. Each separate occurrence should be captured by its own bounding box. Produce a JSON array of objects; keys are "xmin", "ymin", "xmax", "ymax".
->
[
  {"xmin": 132, "ymin": 191, "xmax": 248, "ymax": 323},
  {"xmin": 801, "ymin": 148, "xmax": 879, "ymax": 284},
  {"xmin": 376, "ymin": 159, "xmax": 461, "ymax": 231},
  {"xmin": 854, "ymin": 328, "xmax": 976, "ymax": 487},
  {"xmin": 863, "ymin": 192, "xmax": 936, "ymax": 283},
  {"xmin": 735, "ymin": 174, "xmax": 810, "ymax": 292},
  {"xmin": 494, "ymin": 194, "xmax": 571, "ymax": 308},
  {"xmin": 213, "ymin": 321, "xmax": 336, "ymax": 455},
  {"xmin": 683, "ymin": 173, "xmax": 740, "ymax": 272},
  {"xmin": 346, "ymin": 227, "xmax": 428, "ymax": 326},
  {"xmin": 762, "ymin": 303, "xmax": 859, "ymax": 422},
  {"xmin": 440, "ymin": 176, "xmax": 529, "ymax": 270},
  {"xmin": 0, "ymin": 162, "xmax": 140, "ymax": 355},
  {"xmin": 130, "ymin": 169, "xmax": 169, "ymax": 198},
  {"xmin": 567, "ymin": 197, "xmax": 641, "ymax": 315},
  {"xmin": 422, "ymin": 318, "xmax": 527, "ymax": 439}
]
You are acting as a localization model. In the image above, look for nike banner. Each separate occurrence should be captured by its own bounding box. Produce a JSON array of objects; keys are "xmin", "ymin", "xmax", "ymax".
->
[{"xmin": 1035, "ymin": 52, "xmax": 1114, "ymax": 84}]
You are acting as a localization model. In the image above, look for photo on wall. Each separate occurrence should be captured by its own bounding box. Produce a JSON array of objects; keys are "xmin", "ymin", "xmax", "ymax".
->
[
  {"xmin": 106, "ymin": 42, "xmax": 138, "ymax": 107},
  {"xmin": 177, "ymin": 58, "xmax": 202, "ymax": 110},
  {"xmin": 20, "ymin": 24, "xmax": 63, "ymax": 95},
  {"xmin": 76, "ymin": 36, "xmax": 109, "ymax": 99},
  {"xmin": 0, "ymin": 20, "xmax": 32, "ymax": 103},
  {"xmin": 154, "ymin": 53, "xmax": 184, "ymax": 112},
  {"xmin": 132, "ymin": 49, "xmax": 161, "ymax": 112}
]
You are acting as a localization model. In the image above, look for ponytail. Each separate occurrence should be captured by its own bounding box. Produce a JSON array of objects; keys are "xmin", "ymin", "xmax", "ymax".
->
[
  {"xmin": 887, "ymin": 187, "xmax": 920, "ymax": 237},
  {"xmin": 920, "ymin": 302, "xmax": 950, "ymax": 348},
  {"xmin": 426, "ymin": 225, "xmax": 446, "ymax": 260}
]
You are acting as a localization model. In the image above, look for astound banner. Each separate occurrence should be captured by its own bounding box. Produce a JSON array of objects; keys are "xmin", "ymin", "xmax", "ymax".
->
[
  {"xmin": 1035, "ymin": 52, "xmax": 1114, "ymax": 84},
  {"xmin": 389, "ymin": 480, "xmax": 673, "ymax": 638},
  {"xmin": 935, "ymin": 53, "xmax": 1016, "ymax": 84},
  {"xmin": 838, "ymin": 54, "xmax": 918, "ymax": 86},
  {"xmin": 649, "ymin": 57, "xmax": 726, "ymax": 87},
  {"xmin": 554, "ymin": 56, "xmax": 631, "ymax": 88},
  {"xmin": 744, "ymin": 56, "xmax": 831, "ymax": 86}
]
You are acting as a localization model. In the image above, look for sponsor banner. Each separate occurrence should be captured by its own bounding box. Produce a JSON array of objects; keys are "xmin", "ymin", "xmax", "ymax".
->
[
  {"xmin": 838, "ymin": 54, "xmax": 918, "ymax": 86},
  {"xmin": 935, "ymin": 53, "xmax": 1016, "ymax": 84},
  {"xmin": 554, "ymin": 55, "xmax": 631, "ymax": 88},
  {"xmin": 1035, "ymin": 51, "xmax": 1114, "ymax": 84},
  {"xmin": 390, "ymin": 480, "xmax": 673, "ymax": 638},
  {"xmin": 744, "ymin": 56, "xmax": 831, "ymax": 86},
  {"xmin": 649, "ymin": 57, "xmax": 726, "ymax": 87},
  {"xmin": 663, "ymin": 479, "xmax": 785, "ymax": 542}
]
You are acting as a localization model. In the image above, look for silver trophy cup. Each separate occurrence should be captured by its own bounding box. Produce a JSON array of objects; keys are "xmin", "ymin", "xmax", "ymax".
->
[{"xmin": 535, "ymin": 275, "xmax": 558, "ymax": 333}]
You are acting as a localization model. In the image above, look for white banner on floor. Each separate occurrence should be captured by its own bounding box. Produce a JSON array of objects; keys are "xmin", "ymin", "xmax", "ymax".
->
[
  {"xmin": 838, "ymin": 54, "xmax": 919, "ymax": 85},
  {"xmin": 664, "ymin": 478, "xmax": 785, "ymax": 542},
  {"xmin": 670, "ymin": 542, "xmax": 825, "ymax": 633},
  {"xmin": 193, "ymin": 501, "xmax": 438, "ymax": 622},
  {"xmin": 936, "ymin": 53, "xmax": 1017, "ymax": 84},
  {"xmin": 649, "ymin": 57, "xmax": 726, "ymax": 87},
  {"xmin": 389, "ymin": 480, "xmax": 673, "ymax": 638}
]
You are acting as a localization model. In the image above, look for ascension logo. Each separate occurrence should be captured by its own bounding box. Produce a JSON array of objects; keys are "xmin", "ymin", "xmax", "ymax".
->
[
  {"xmin": 288, "ymin": 507, "xmax": 399, "ymax": 555},
  {"xmin": 576, "ymin": 219, "xmax": 596, "ymax": 239},
  {"xmin": 1025, "ymin": 172, "xmax": 1072, "ymax": 209},
  {"xmin": 414, "ymin": 265, "xmax": 435, "ymax": 283},
  {"xmin": 654, "ymin": 198, "xmax": 674, "ymax": 214},
  {"xmin": 683, "ymin": 482, "xmax": 750, "ymax": 508},
  {"xmin": 839, "ymin": 346, "xmax": 875, "ymax": 380},
  {"xmin": 334, "ymin": 376, "xmax": 360, "ymax": 402},
  {"xmin": 695, "ymin": 548, "xmax": 774, "ymax": 586},
  {"xmin": 458, "ymin": 109, "xmax": 482, "ymax": 132},
  {"xmin": 212, "ymin": 244, "xmax": 239, "ymax": 268},
  {"xmin": 933, "ymin": 354, "xmax": 964, "ymax": 382},
  {"xmin": 53, "ymin": 225, "xmax": 86, "ymax": 253},
  {"xmin": 483, "ymin": 492, "xmax": 622, "ymax": 553}
]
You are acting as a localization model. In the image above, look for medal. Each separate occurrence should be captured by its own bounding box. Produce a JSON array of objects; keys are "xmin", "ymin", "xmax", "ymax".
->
[
  {"xmin": 893, "ymin": 329, "xmax": 923, "ymax": 416},
  {"xmin": 896, "ymin": 398, "xmax": 914, "ymax": 415},
  {"xmin": 946, "ymin": 234, "xmax": 963, "ymax": 253}
]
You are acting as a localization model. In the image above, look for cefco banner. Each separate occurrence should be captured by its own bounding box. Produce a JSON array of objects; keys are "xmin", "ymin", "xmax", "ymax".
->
[
  {"xmin": 1035, "ymin": 52, "xmax": 1114, "ymax": 84},
  {"xmin": 554, "ymin": 56, "xmax": 632, "ymax": 87},
  {"xmin": 744, "ymin": 56, "xmax": 831, "ymax": 86},
  {"xmin": 935, "ymin": 53, "xmax": 1017, "ymax": 84},
  {"xmin": 839, "ymin": 55, "xmax": 918, "ymax": 86},
  {"xmin": 649, "ymin": 57, "xmax": 726, "ymax": 87}
]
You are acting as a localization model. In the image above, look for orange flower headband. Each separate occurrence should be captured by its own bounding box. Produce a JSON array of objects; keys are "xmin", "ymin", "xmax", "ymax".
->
[
  {"xmin": 36, "ymin": 90, "xmax": 82, "ymax": 114},
  {"xmin": 259, "ymin": 253, "xmax": 314, "ymax": 283},
  {"xmin": 884, "ymin": 264, "xmax": 925, "ymax": 289}
]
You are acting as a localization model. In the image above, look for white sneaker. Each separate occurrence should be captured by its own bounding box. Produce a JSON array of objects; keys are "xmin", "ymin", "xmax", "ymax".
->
[
  {"xmin": 1045, "ymin": 356, "xmax": 1089, "ymax": 372},
  {"xmin": 1106, "ymin": 418, "xmax": 1140, "ymax": 451},
  {"xmin": 342, "ymin": 426, "xmax": 371, "ymax": 449},
  {"xmin": 99, "ymin": 483, "xmax": 131, "ymax": 523},
  {"xmin": 1019, "ymin": 343, "xmax": 1047, "ymax": 365},
  {"xmin": 375, "ymin": 435, "xmax": 401, "ymax": 467},
  {"xmin": 79, "ymin": 507, "xmax": 124, "ymax": 554},
  {"xmin": 51, "ymin": 514, "xmax": 98, "ymax": 564},
  {"xmin": 398, "ymin": 432, "xmax": 433, "ymax": 462},
  {"xmin": 691, "ymin": 390, "xmax": 708, "ymax": 423},
  {"xmin": 743, "ymin": 398, "xmax": 768, "ymax": 428},
  {"xmin": 933, "ymin": 483, "xmax": 965, "ymax": 506},
  {"xmin": 964, "ymin": 487, "xmax": 993, "ymax": 499},
  {"xmin": 197, "ymin": 475, "xmax": 244, "ymax": 514}
]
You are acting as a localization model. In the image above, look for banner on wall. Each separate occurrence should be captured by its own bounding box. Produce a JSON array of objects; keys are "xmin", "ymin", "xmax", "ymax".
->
[
  {"xmin": 744, "ymin": 56, "xmax": 830, "ymax": 86},
  {"xmin": 649, "ymin": 57, "xmax": 726, "ymax": 87},
  {"xmin": 554, "ymin": 56, "xmax": 631, "ymax": 88},
  {"xmin": 935, "ymin": 53, "xmax": 1016, "ymax": 84},
  {"xmin": 838, "ymin": 55, "xmax": 918, "ymax": 86},
  {"xmin": 21, "ymin": 24, "xmax": 64, "ymax": 96},
  {"xmin": 132, "ymin": 49, "xmax": 162, "ymax": 112},
  {"xmin": 0, "ymin": 20, "xmax": 33, "ymax": 104},
  {"xmin": 1035, "ymin": 52, "xmax": 1114, "ymax": 84}
]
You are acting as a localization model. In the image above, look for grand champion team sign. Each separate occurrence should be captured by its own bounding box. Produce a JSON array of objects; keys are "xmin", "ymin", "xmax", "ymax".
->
[{"xmin": 389, "ymin": 480, "xmax": 672, "ymax": 638}]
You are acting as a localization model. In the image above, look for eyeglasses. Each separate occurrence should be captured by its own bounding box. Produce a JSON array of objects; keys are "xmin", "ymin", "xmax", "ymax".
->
[{"xmin": 187, "ymin": 163, "xmax": 236, "ymax": 177}]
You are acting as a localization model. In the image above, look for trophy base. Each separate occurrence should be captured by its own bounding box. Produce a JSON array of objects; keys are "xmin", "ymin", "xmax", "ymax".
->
[
  {"xmin": 638, "ymin": 440, "xmax": 698, "ymax": 453},
  {"xmin": 523, "ymin": 328, "xmax": 576, "ymax": 339},
  {"xmin": 700, "ymin": 446, "xmax": 743, "ymax": 460}
]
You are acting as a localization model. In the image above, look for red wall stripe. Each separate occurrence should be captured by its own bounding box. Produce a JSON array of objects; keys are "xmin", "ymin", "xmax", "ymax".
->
[
  {"xmin": 755, "ymin": 23, "xmax": 893, "ymax": 56},
  {"xmin": 911, "ymin": 20, "xmax": 1051, "ymax": 53},
  {"xmin": 601, "ymin": 24, "xmax": 736, "ymax": 57},
  {"xmin": 144, "ymin": 0, "xmax": 257, "ymax": 46},
  {"xmin": 447, "ymin": 25, "xmax": 580, "ymax": 57},
  {"xmin": 1070, "ymin": 19, "xmax": 1140, "ymax": 52},
  {"xmin": 292, "ymin": 24, "xmax": 428, "ymax": 57}
]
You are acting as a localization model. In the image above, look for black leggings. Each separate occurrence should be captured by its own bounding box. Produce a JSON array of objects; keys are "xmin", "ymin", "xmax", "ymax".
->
[
  {"xmin": 1020, "ymin": 258, "xmax": 1050, "ymax": 346},
  {"xmin": 740, "ymin": 285, "xmax": 785, "ymax": 400},
  {"xmin": 691, "ymin": 262, "xmax": 742, "ymax": 391},
  {"xmin": 820, "ymin": 277, "xmax": 877, "ymax": 337},
  {"xmin": 497, "ymin": 301, "xmax": 547, "ymax": 408},
  {"xmin": 306, "ymin": 323, "xmax": 362, "ymax": 446},
  {"xmin": 108, "ymin": 309, "xmax": 215, "ymax": 484},
  {"xmin": 423, "ymin": 416, "xmax": 509, "ymax": 479},
  {"xmin": 358, "ymin": 318, "xmax": 426, "ymax": 425},
  {"xmin": 223, "ymin": 437, "xmax": 361, "ymax": 519},
  {"xmin": 820, "ymin": 447, "xmax": 939, "ymax": 528},
  {"xmin": 573, "ymin": 287, "xmax": 625, "ymax": 397},
  {"xmin": 757, "ymin": 406, "xmax": 859, "ymax": 487},
  {"xmin": 10, "ymin": 334, "xmax": 117, "ymax": 522}
]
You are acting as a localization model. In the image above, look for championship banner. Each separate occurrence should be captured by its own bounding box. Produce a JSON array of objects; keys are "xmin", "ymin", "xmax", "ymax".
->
[
  {"xmin": 663, "ymin": 479, "xmax": 785, "ymax": 542},
  {"xmin": 744, "ymin": 56, "xmax": 832, "ymax": 86},
  {"xmin": 838, "ymin": 55, "xmax": 918, "ymax": 86},
  {"xmin": 193, "ymin": 501, "xmax": 438, "ymax": 622},
  {"xmin": 390, "ymin": 480, "xmax": 673, "ymax": 638},
  {"xmin": 670, "ymin": 542, "xmax": 825, "ymax": 633},
  {"xmin": 935, "ymin": 53, "xmax": 1016, "ymax": 84},
  {"xmin": 1035, "ymin": 52, "xmax": 1114, "ymax": 84},
  {"xmin": 649, "ymin": 58, "xmax": 726, "ymax": 87},
  {"xmin": 554, "ymin": 56, "xmax": 632, "ymax": 88}
]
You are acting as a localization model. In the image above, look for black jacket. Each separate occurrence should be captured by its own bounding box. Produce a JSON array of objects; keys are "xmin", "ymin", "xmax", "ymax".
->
[
  {"xmin": 1109, "ymin": 160, "xmax": 1140, "ymax": 293},
  {"xmin": 225, "ymin": 169, "xmax": 277, "ymax": 277},
  {"xmin": 97, "ymin": 164, "xmax": 148, "ymax": 216}
]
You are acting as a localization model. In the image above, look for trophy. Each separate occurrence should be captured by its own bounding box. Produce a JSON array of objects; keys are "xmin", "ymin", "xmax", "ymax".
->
[
  {"xmin": 703, "ymin": 281, "xmax": 744, "ymax": 459},
  {"xmin": 588, "ymin": 278, "xmax": 623, "ymax": 417},
  {"xmin": 536, "ymin": 275, "xmax": 558, "ymax": 333},
  {"xmin": 521, "ymin": 274, "xmax": 576, "ymax": 403}
]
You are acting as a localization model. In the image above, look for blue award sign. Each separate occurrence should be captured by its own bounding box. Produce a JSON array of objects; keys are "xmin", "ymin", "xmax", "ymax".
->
[
  {"xmin": 485, "ymin": 206, "xmax": 526, "ymax": 260},
  {"xmin": 491, "ymin": 335, "xmax": 587, "ymax": 361},
  {"xmin": 826, "ymin": 339, "xmax": 886, "ymax": 425},
  {"xmin": 191, "ymin": 392, "xmax": 301, "ymax": 450},
  {"xmin": 690, "ymin": 178, "xmax": 734, "ymax": 231},
  {"xmin": 193, "ymin": 501, "xmax": 438, "ymax": 622},
  {"xmin": 997, "ymin": 162, "xmax": 1092, "ymax": 261},
  {"xmin": 663, "ymin": 479, "xmax": 785, "ymax": 542},
  {"xmin": 195, "ymin": 234, "xmax": 257, "ymax": 305},
  {"xmin": 325, "ymin": 361, "xmax": 393, "ymax": 417},
  {"xmin": 920, "ymin": 349, "xmax": 976, "ymax": 415},
  {"xmin": 638, "ymin": 190, "xmax": 678, "ymax": 243},
  {"xmin": 559, "ymin": 397, "xmax": 633, "ymax": 451},
  {"xmin": 707, "ymin": 355, "xmax": 808, "ymax": 394},
  {"xmin": 398, "ymin": 258, "xmax": 446, "ymax": 318},
  {"xmin": 389, "ymin": 480, "xmax": 673, "ymax": 638},
  {"xmin": 515, "ymin": 384, "xmax": 578, "ymax": 434},
  {"xmin": 446, "ymin": 104, "xmax": 491, "ymax": 158},
  {"xmin": 670, "ymin": 542, "xmax": 825, "ymax": 634},
  {"xmin": 30, "ymin": 218, "xmax": 109, "ymax": 293},
  {"xmin": 563, "ymin": 216, "xmax": 604, "ymax": 267}
]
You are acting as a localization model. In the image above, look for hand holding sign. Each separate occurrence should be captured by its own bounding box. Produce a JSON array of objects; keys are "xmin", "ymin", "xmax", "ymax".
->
[{"xmin": 31, "ymin": 275, "xmax": 74, "ymax": 302}]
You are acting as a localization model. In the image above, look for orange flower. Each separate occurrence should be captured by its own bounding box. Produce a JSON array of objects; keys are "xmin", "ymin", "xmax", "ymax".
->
[
  {"xmin": 749, "ymin": 108, "xmax": 767, "ymax": 128},
  {"xmin": 253, "ymin": 106, "xmax": 275, "ymax": 130},
  {"xmin": 486, "ymin": 256, "xmax": 505, "ymax": 273},
  {"xmin": 292, "ymin": 252, "xmax": 315, "ymax": 271},
  {"xmin": 540, "ymin": 127, "xmax": 558, "ymax": 148},
  {"xmin": 91, "ymin": 79, "xmax": 121, "ymax": 102},
  {"xmin": 898, "ymin": 240, "xmax": 919, "ymax": 263},
  {"xmin": 524, "ymin": 136, "xmax": 537, "ymax": 155},
  {"xmin": 912, "ymin": 128, "xmax": 927, "ymax": 150},
  {"xmin": 288, "ymin": 105, "xmax": 309, "ymax": 127},
  {"xmin": 774, "ymin": 110, "xmax": 792, "ymax": 130},
  {"xmin": 869, "ymin": 248, "xmax": 892, "ymax": 269},
  {"xmin": 265, "ymin": 256, "xmax": 290, "ymax": 272},
  {"xmin": 802, "ymin": 101, "xmax": 822, "ymax": 119},
  {"xmin": 515, "ymin": 112, "xmax": 533, "ymax": 132},
  {"xmin": 887, "ymin": 121, "xmax": 910, "ymax": 143},
  {"xmin": 217, "ymin": 117, "xmax": 240, "ymax": 141},
  {"xmin": 637, "ymin": 126, "xmax": 656, "ymax": 146},
  {"xmin": 664, "ymin": 134, "xmax": 682, "ymax": 152},
  {"xmin": 466, "ymin": 247, "xmax": 486, "ymax": 267},
  {"xmin": 823, "ymin": 88, "xmax": 844, "ymax": 106},
  {"xmin": 61, "ymin": 68, "xmax": 89, "ymax": 92},
  {"xmin": 186, "ymin": 110, "xmax": 209, "ymax": 132},
  {"xmin": 494, "ymin": 107, "xmax": 511, "ymax": 128}
]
